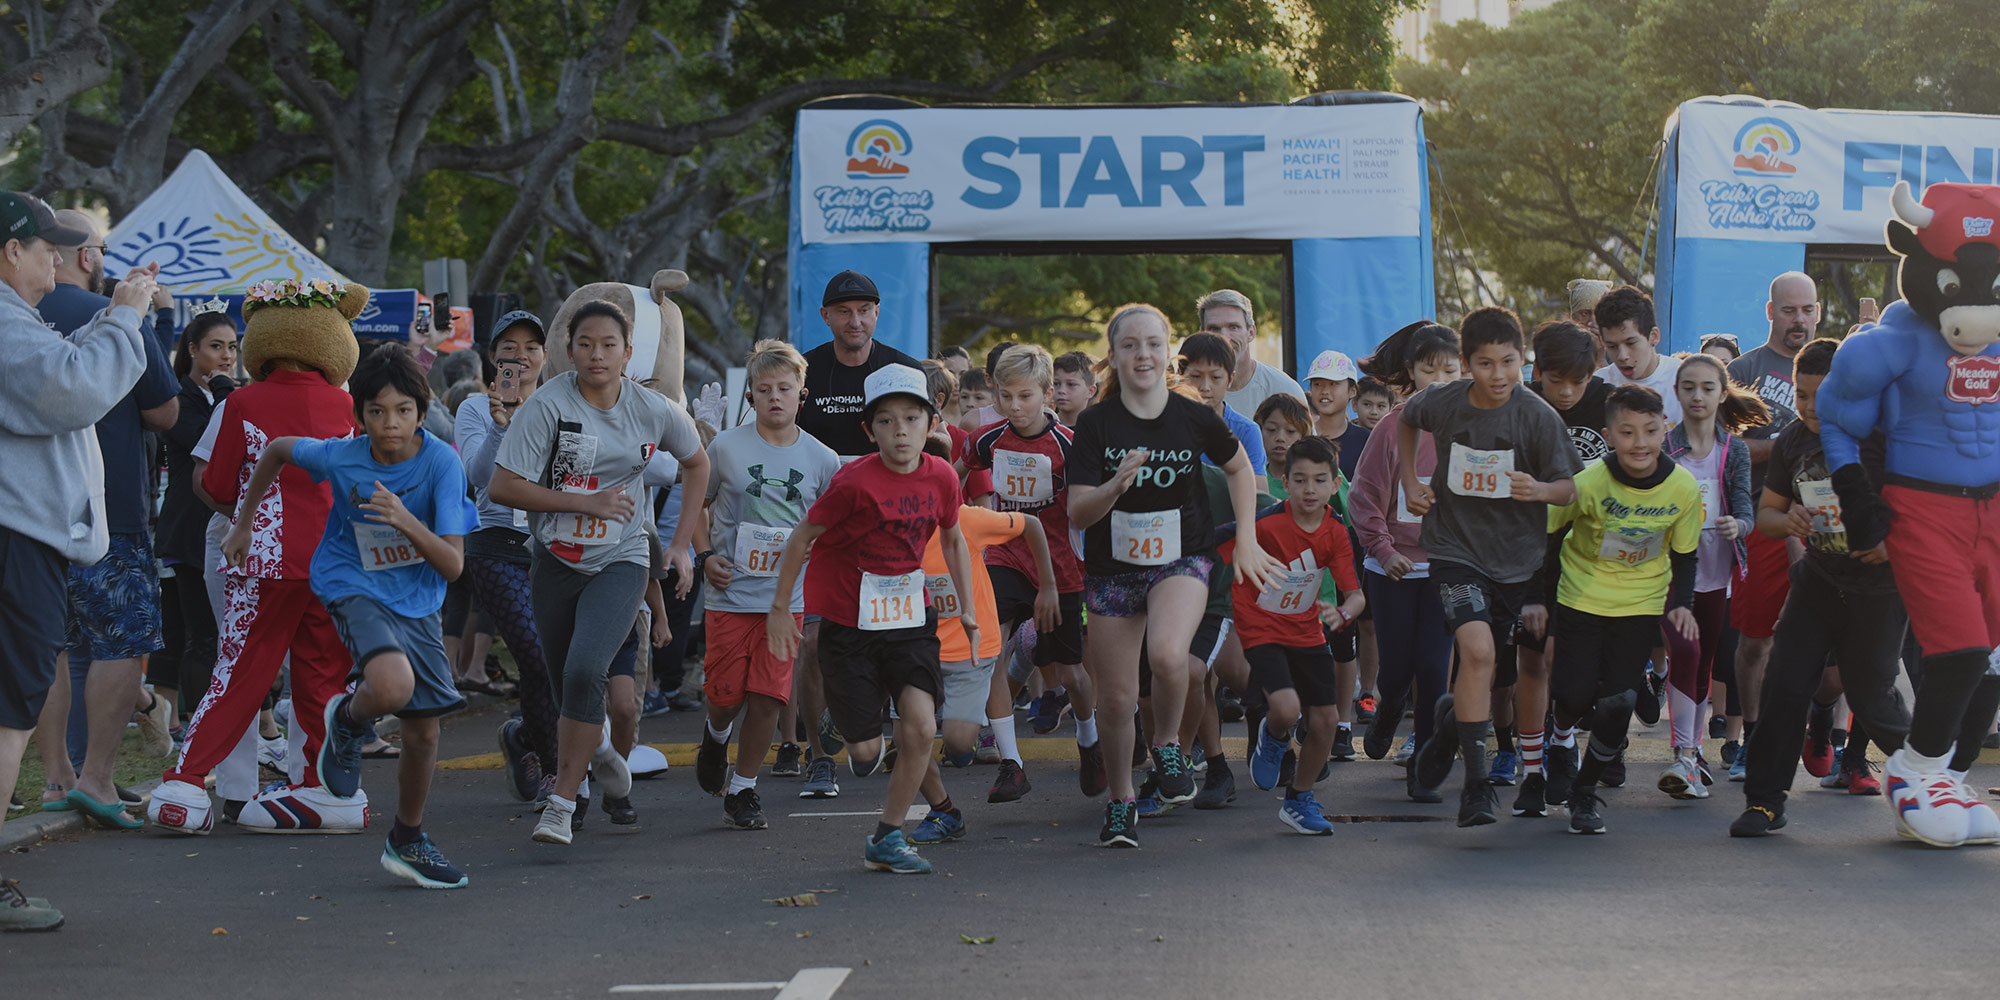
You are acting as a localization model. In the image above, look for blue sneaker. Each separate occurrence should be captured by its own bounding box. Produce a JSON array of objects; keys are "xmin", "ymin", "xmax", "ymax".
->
[
  {"xmin": 1728, "ymin": 744, "xmax": 1748, "ymax": 782},
  {"xmin": 1250, "ymin": 719, "xmax": 1289, "ymax": 791},
  {"xmin": 641, "ymin": 690, "xmax": 673, "ymax": 719},
  {"xmin": 1032, "ymin": 688, "xmax": 1072, "ymax": 735},
  {"xmin": 1279, "ymin": 790, "xmax": 1334, "ymax": 836},
  {"xmin": 1136, "ymin": 793, "xmax": 1176, "ymax": 818},
  {"xmin": 863, "ymin": 829, "xmax": 932, "ymax": 874},
  {"xmin": 379, "ymin": 834, "xmax": 468, "ymax": 889},
  {"xmin": 909, "ymin": 809, "xmax": 966, "ymax": 844},
  {"xmin": 1488, "ymin": 750, "xmax": 1519, "ymax": 787},
  {"xmin": 318, "ymin": 694, "xmax": 366, "ymax": 799}
]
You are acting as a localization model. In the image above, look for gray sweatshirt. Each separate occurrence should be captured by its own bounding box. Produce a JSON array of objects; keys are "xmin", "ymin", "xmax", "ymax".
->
[{"xmin": 0, "ymin": 280, "xmax": 146, "ymax": 563}]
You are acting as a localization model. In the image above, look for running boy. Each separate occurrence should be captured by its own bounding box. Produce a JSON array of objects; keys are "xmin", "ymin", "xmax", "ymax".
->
[
  {"xmin": 697, "ymin": 340, "xmax": 840, "ymax": 831},
  {"xmin": 1399, "ymin": 306, "xmax": 1581, "ymax": 826},
  {"xmin": 1544, "ymin": 384, "xmax": 1703, "ymax": 834},
  {"xmin": 221, "ymin": 346, "xmax": 480, "ymax": 886},
  {"xmin": 765, "ymin": 364, "xmax": 980, "ymax": 874},
  {"xmin": 1304, "ymin": 350, "xmax": 1369, "ymax": 481},
  {"xmin": 1593, "ymin": 286, "xmax": 1683, "ymax": 427},
  {"xmin": 1353, "ymin": 377, "xmax": 1395, "ymax": 430}
]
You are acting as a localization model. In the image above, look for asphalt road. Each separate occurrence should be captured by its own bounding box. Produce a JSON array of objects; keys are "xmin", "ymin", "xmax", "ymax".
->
[{"xmin": 5, "ymin": 701, "xmax": 1996, "ymax": 1000}]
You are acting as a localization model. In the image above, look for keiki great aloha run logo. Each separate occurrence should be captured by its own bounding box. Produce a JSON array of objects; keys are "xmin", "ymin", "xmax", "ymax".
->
[
  {"xmin": 1698, "ymin": 115, "xmax": 1818, "ymax": 234},
  {"xmin": 1733, "ymin": 117, "xmax": 1801, "ymax": 177},
  {"xmin": 814, "ymin": 118, "xmax": 934, "ymax": 234},
  {"xmin": 846, "ymin": 119, "xmax": 912, "ymax": 179}
]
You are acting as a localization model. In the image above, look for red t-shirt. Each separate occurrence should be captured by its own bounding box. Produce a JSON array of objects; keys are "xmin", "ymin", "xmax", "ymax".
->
[
  {"xmin": 1219, "ymin": 500, "xmax": 1361, "ymax": 649},
  {"xmin": 964, "ymin": 413, "xmax": 1082, "ymax": 592},
  {"xmin": 199, "ymin": 370, "xmax": 357, "ymax": 580},
  {"xmin": 804, "ymin": 453, "xmax": 963, "ymax": 628},
  {"xmin": 946, "ymin": 423, "xmax": 994, "ymax": 502}
]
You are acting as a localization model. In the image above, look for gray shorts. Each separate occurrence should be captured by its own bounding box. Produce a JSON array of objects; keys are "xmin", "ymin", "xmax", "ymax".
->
[
  {"xmin": 940, "ymin": 656, "xmax": 997, "ymax": 726},
  {"xmin": 328, "ymin": 595, "xmax": 465, "ymax": 719}
]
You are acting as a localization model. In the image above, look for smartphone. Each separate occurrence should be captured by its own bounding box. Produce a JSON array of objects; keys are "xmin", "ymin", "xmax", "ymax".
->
[
  {"xmin": 1859, "ymin": 297, "xmax": 1879, "ymax": 322},
  {"xmin": 495, "ymin": 359, "xmax": 523, "ymax": 405},
  {"xmin": 415, "ymin": 302, "xmax": 433, "ymax": 334}
]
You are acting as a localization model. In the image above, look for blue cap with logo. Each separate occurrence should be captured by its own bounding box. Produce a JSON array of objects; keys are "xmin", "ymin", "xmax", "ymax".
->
[{"xmin": 0, "ymin": 191, "xmax": 89, "ymax": 246}]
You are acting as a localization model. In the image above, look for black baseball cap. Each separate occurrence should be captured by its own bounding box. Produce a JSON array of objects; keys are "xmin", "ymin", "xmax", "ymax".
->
[
  {"xmin": 489, "ymin": 309, "xmax": 546, "ymax": 344},
  {"xmin": 822, "ymin": 270, "xmax": 880, "ymax": 306},
  {"xmin": 0, "ymin": 191, "xmax": 89, "ymax": 246}
]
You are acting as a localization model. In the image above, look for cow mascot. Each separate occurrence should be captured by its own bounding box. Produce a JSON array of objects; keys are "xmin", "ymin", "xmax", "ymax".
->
[{"xmin": 1819, "ymin": 181, "xmax": 2000, "ymax": 848}]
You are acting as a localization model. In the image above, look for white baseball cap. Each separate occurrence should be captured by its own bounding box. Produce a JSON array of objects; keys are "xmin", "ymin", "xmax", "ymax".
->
[
  {"xmin": 1305, "ymin": 350, "xmax": 1360, "ymax": 384},
  {"xmin": 861, "ymin": 363, "xmax": 937, "ymax": 421}
]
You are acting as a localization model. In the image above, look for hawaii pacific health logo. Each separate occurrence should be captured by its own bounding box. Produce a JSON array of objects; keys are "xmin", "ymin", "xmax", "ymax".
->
[
  {"xmin": 1732, "ymin": 117, "xmax": 1801, "ymax": 177},
  {"xmin": 846, "ymin": 119, "xmax": 913, "ymax": 179}
]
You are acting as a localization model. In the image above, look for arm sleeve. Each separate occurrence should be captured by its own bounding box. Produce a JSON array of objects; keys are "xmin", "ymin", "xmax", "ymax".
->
[
  {"xmin": 1399, "ymin": 384, "xmax": 1435, "ymax": 431},
  {"xmin": 1815, "ymin": 327, "xmax": 1904, "ymax": 470},
  {"xmin": 1325, "ymin": 528, "xmax": 1361, "ymax": 592},
  {"xmin": 1232, "ymin": 411, "xmax": 1266, "ymax": 470},
  {"xmin": 1667, "ymin": 549, "xmax": 1698, "ymax": 611},
  {"xmin": 1546, "ymin": 490, "xmax": 1581, "ymax": 533},
  {"xmin": 162, "ymin": 384, "xmax": 207, "ymax": 453},
  {"xmin": 495, "ymin": 392, "xmax": 555, "ymax": 483},
  {"xmin": 1193, "ymin": 403, "xmax": 1240, "ymax": 467},
  {"xmin": 657, "ymin": 396, "xmax": 703, "ymax": 461},
  {"xmin": 0, "ymin": 305, "xmax": 147, "ymax": 436},
  {"xmin": 805, "ymin": 476, "xmax": 856, "ymax": 530},
  {"xmin": 933, "ymin": 459, "xmax": 961, "ymax": 529},
  {"xmin": 288, "ymin": 438, "xmax": 332, "ymax": 483},
  {"xmin": 703, "ymin": 434, "xmax": 728, "ymax": 504},
  {"xmin": 134, "ymin": 319, "xmax": 179, "ymax": 409},
  {"xmin": 1346, "ymin": 421, "xmax": 1399, "ymax": 565},
  {"xmin": 192, "ymin": 398, "xmax": 228, "ymax": 462},
  {"xmin": 201, "ymin": 409, "xmax": 245, "ymax": 506},
  {"xmin": 1725, "ymin": 436, "xmax": 1755, "ymax": 519},
  {"xmin": 432, "ymin": 449, "xmax": 482, "ymax": 536},
  {"xmin": 455, "ymin": 396, "xmax": 501, "ymax": 490}
]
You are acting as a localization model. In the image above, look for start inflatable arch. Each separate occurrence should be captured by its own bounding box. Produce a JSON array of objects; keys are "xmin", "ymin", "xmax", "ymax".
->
[{"xmin": 788, "ymin": 93, "xmax": 1436, "ymax": 371}]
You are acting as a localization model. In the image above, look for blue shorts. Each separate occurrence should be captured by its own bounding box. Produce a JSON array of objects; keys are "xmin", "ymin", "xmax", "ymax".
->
[
  {"xmin": 327, "ymin": 595, "xmax": 465, "ymax": 719},
  {"xmin": 1, "ymin": 527, "xmax": 68, "ymax": 729},
  {"xmin": 65, "ymin": 531, "xmax": 164, "ymax": 661}
]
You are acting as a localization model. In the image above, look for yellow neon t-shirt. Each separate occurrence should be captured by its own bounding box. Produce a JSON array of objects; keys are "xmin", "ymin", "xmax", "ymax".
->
[{"xmin": 1549, "ymin": 461, "xmax": 1703, "ymax": 617}]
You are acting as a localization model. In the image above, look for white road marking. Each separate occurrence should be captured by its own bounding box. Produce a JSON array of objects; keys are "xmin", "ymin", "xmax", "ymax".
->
[
  {"xmin": 775, "ymin": 968, "xmax": 850, "ymax": 1000},
  {"xmin": 786, "ymin": 806, "xmax": 927, "ymax": 820},
  {"xmin": 610, "ymin": 984, "xmax": 785, "ymax": 994},
  {"xmin": 611, "ymin": 967, "xmax": 850, "ymax": 999}
]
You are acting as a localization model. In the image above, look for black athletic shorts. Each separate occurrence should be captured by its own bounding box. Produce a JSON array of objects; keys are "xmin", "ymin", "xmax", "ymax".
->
[
  {"xmin": 818, "ymin": 616, "xmax": 943, "ymax": 743},
  {"xmin": 1137, "ymin": 613, "xmax": 1230, "ymax": 699},
  {"xmin": 1549, "ymin": 604, "xmax": 1657, "ymax": 711},
  {"xmin": 1246, "ymin": 642, "xmax": 1340, "ymax": 708},
  {"xmin": 988, "ymin": 565, "xmax": 1084, "ymax": 666}
]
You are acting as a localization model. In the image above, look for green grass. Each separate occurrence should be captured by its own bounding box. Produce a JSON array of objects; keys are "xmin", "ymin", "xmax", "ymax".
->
[{"xmin": 11, "ymin": 727, "xmax": 171, "ymax": 820}]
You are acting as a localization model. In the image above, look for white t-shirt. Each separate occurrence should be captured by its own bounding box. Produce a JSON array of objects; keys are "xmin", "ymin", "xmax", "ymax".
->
[
  {"xmin": 1596, "ymin": 354, "xmax": 1684, "ymax": 429},
  {"xmin": 193, "ymin": 398, "xmax": 230, "ymax": 461},
  {"xmin": 1224, "ymin": 360, "xmax": 1307, "ymax": 416}
]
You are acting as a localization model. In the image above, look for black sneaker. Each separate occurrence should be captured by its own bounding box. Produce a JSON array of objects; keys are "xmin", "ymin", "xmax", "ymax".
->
[
  {"xmin": 601, "ymin": 794, "xmax": 637, "ymax": 825},
  {"xmin": 1600, "ymin": 747, "xmax": 1628, "ymax": 788},
  {"xmin": 1363, "ymin": 705, "xmax": 1399, "ymax": 760},
  {"xmin": 1152, "ymin": 744, "xmax": 1195, "ymax": 804},
  {"xmin": 1709, "ymin": 714, "xmax": 1729, "ymax": 740},
  {"xmin": 1077, "ymin": 742, "xmax": 1107, "ymax": 798},
  {"xmin": 1354, "ymin": 691, "xmax": 1379, "ymax": 727},
  {"xmin": 1278, "ymin": 747, "xmax": 1299, "ymax": 788},
  {"xmin": 1568, "ymin": 788, "xmax": 1606, "ymax": 834},
  {"xmin": 771, "ymin": 743, "xmax": 803, "ymax": 777},
  {"xmin": 1512, "ymin": 773, "xmax": 1548, "ymax": 817},
  {"xmin": 695, "ymin": 727, "xmax": 729, "ymax": 796},
  {"xmin": 1405, "ymin": 760, "xmax": 1442, "ymax": 803},
  {"xmin": 1719, "ymin": 739, "xmax": 1740, "ymax": 766},
  {"xmin": 1097, "ymin": 799, "xmax": 1138, "ymax": 848},
  {"xmin": 1412, "ymin": 694, "xmax": 1459, "ymax": 793},
  {"xmin": 1216, "ymin": 687, "xmax": 1244, "ymax": 723},
  {"xmin": 1729, "ymin": 803, "xmax": 1786, "ymax": 837},
  {"xmin": 724, "ymin": 788, "xmax": 768, "ymax": 830},
  {"xmin": 1636, "ymin": 672, "xmax": 1665, "ymax": 726},
  {"xmin": 1331, "ymin": 728, "xmax": 1356, "ymax": 761},
  {"xmin": 1132, "ymin": 727, "xmax": 1149, "ymax": 768},
  {"xmin": 573, "ymin": 795, "xmax": 589, "ymax": 832},
  {"xmin": 988, "ymin": 759, "xmax": 1031, "ymax": 803},
  {"xmin": 1457, "ymin": 782, "xmax": 1499, "ymax": 827},
  {"xmin": 1544, "ymin": 744, "xmax": 1579, "ymax": 807},
  {"xmin": 1192, "ymin": 757, "xmax": 1237, "ymax": 809}
]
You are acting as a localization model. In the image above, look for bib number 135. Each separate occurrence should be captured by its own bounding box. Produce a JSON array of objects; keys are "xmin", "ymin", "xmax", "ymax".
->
[{"xmin": 559, "ymin": 513, "xmax": 611, "ymax": 543}]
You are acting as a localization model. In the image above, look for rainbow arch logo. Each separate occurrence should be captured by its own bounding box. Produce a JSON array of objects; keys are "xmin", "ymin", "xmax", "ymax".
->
[
  {"xmin": 846, "ymin": 119, "xmax": 913, "ymax": 180},
  {"xmin": 1732, "ymin": 117, "xmax": 1800, "ymax": 177}
]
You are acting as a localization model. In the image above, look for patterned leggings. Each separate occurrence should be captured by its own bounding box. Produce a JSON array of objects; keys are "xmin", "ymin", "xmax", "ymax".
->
[{"xmin": 467, "ymin": 555, "xmax": 558, "ymax": 771}]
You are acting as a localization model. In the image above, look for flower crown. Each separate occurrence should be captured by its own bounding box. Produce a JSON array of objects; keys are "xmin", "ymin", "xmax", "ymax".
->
[{"xmin": 243, "ymin": 278, "xmax": 344, "ymax": 315}]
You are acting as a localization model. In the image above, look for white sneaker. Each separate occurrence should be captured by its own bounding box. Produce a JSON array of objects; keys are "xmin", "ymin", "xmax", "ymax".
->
[
  {"xmin": 258, "ymin": 735, "xmax": 289, "ymax": 773},
  {"xmin": 1885, "ymin": 749, "xmax": 1970, "ymax": 848},
  {"xmin": 532, "ymin": 796, "xmax": 575, "ymax": 845},
  {"xmin": 146, "ymin": 779, "xmax": 214, "ymax": 835},
  {"xmin": 237, "ymin": 784, "xmax": 369, "ymax": 834},
  {"xmin": 591, "ymin": 742, "xmax": 633, "ymax": 799},
  {"xmin": 1658, "ymin": 757, "xmax": 1708, "ymax": 799},
  {"xmin": 1948, "ymin": 769, "xmax": 2000, "ymax": 846}
]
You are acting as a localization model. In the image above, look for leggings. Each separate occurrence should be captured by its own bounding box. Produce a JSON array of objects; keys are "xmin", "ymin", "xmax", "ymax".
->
[
  {"xmin": 1364, "ymin": 570, "xmax": 1454, "ymax": 746},
  {"xmin": 1662, "ymin": 589, "xmax": 1729, "ymax": 749},
  {"xmin": 650, "ymin": 566, "xmax": 703, "ymax": 694},
  {"xmin": 467, "ymin": 555, "xmax": 559, "ymax": 769},
  {"xmin": 529, "ymin": 554, "xmax": 648, "ymax": 726},
  {"xmin": 150, "ymin": 566, "xmax": 219, "ymax": 716}
]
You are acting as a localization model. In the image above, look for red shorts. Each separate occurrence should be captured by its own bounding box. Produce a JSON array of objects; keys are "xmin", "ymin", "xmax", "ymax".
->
[
  {"xmin": 1729, "ymin": 530, "xmax": 1792, "ymax": 639},
  {"xmin": 702, "ymin": 609, "xmax": 798, "ymax": 708},
  {"xmin": 1884, "ymin": 485, "xmax": 2000, "ymax": 657}
]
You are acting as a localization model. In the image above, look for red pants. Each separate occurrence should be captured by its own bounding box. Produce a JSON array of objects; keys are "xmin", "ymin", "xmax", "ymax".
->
[
  {"xmin": 1884, "ymin": 485, "xmax": 2000, "ymax": 657},
  {"xmin": 166, "ymin": 576, "xmax": 351, "ymax": 788}
]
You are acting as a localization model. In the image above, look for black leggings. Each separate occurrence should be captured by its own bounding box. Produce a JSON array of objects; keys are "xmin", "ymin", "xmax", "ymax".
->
[
  {"xmin": 1365, "ymin": 570, "xmax": 1454, "ymax": 746},
  {"xmin": 467, "ymin": 555, "xmax": 559, "ymax": 769},
  {"xmin": 650, "ymin": 566, "xmax": 703, "ymax": 694},
  {"xmin": 150, "ymin": 567, "xmax": 217, "ymax": 715}
]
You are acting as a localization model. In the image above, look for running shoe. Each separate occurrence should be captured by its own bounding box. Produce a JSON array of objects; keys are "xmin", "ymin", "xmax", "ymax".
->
[
  {"xmin": 1719, "ymin": 739, "xmax": 1740, "ymax": 766},
  {"xmin": 239, "ymin": 784, "xmax": 369, "ymax": 834},
  {"xmin": 1959, "ymin": 798, "xmax": 2000, "ymax": 846},
  {"xmin": 1543, "ymin": 744, "xmax": 1579, "ymax": 808},
  {"xmin": 695, "ymin": 726, "xmax": 730, "ymax": 796},
  {"xmin": 574, "ymin": 793, "xmax": 590, "ymax": 832},
  {"xmin": 1849, "ymin": 769, "xmax": 1882, "ymax": 796},
  {"xmin": 1411, "ymin": 693, "xmax": 1459, "ymax": 793},
  {"xmin": 1363, "ymin": 711, "xmax": 1398, "ymax": 761},
  {"xmin": 1802, "ymin": 731, "xmax": 1836, "ymax": 779},
  {"xmin": 1135, "ymin": 792, "xmax": 1174, "ymax": 818},
  {"xmin": 533, "ymin": 796, "xmax": 574, "ymax": 844},
  {"xmin": 1568, "ymin": 789, "xmax": 1606, "ymax": 834},
  {"xmin": 1405, "ymin": 758, "xmax": 1442, "ymax": 804},
  {"xmin": 497, "ymin": 719, "xmax": 541, "ymax": 802},
  {"xmin": 532, "ymin": 774, "xmax": 555, "ymax": 809},
  {"xmin": 799, "ymin": 757, "xmax": 840, "ymax": 799},
  {"xmin": 1884, "ymin": 749, "xmax": 1971, "ymax": 847},
  {"xmin": 1729, "ymin": 803, "xmax": 1786, "ymax": 837},
  {"xmin": 1032, "ymin": 689, "xmax": 1072, "ymax": 735},
  {"xmin": 723, "ymin": 788, "xmax": 768, "ymax": 830},
  {"xmin": 601, "ymin": 795, "xmax": 637, "ymax": 825},
  {"xmin": 1192, "ymin": 757, "xmax": 1237, "ymax": 809},
  {"xmin": 1152, "ymin": 743, "xmax": 1196, "ymax": 804},
  {"xmin": 146, "ymin": 779, "xmax": 214, "ymax": 835},
  {"xmin": 1279, "ymin": 748, "xmax": 1300, "ymax": 788},
  {"xmin": 975, "ymin": 730, "xmax": 1001, "ymax": 764},
  {"xmin": 1331, "ymin": 728, "xmax": 1356, "ymax": 762},
  {"xmin": 665, "ymin": 691, "xmax": 704, "ymax": 713},
  {"xmin": 1013, "ymin": 689, "xmax": 1034, "ymax": 714},
  {"xmin": 1826, "ymin": 746, "xmax": 1845, "ymax": 779},
  {"xmin": 1635, "ymin": 671, "xmax": 1665, "ymax": 726},
  {"xmin": 1392, "ymin": 734, "xmax": 1417, "ymax": 768},
  {"xmin": 0, "ymin": 879, "xmax": 63, "ymax": 932},
  {"xmin": 817, "ymin": 710, "xmax": 845, "ymax": 758},
  {"xmin": 641, "ymin": 689, "xmax": 673, "ymax": 718},
  {"xmin": 1727, "ymin": 745, "xmax": 1748, "ymax": 782},
  {"xmin": 863, "ymin": 829, "xmax": 932, "ymax": 874},
  {"xmin": 1097, "ymin": 799, "xmax": 1138, "ymax": 848},
  {"xmin": 772, "ymin": 742, "xmax": 803, "ymax": 777},
  {"xmin": 1487, "ymin": 750, "xmax": 1518, "ymax": 786},
  {"xmin": 1822, "ymin": 762, "xmax": 1852, "ymax": 789},
  {"xmin": 136, "ymin": 692, "xmax": 174, "ymax": 758},
  {"xmin": 1658, "ymin": 757, "xmax": 1708, "ymax": 800},
  {"xmin": 1279, "ymin": 790, "xmax": 1334, "ymax": 836},
  {"xmin": 381, "ymin": 834, "xmax": 468, "ymax": 889},
  {"xmin": 318, "ymin": 694, "xmax": 367, "ymax": 799},
  {"xmin": 590, "ymin": 738, "xmax": 634, "ymax": 800},
  {"xmin": 1600, "ymin": 748, "xmax": 1627, "ymax": 788},
  {"xmin": 6, "ymin": 794, "xmax": 21, "ymax": 816},
  {"xmin": 880, "ymin": 740, "xmax": 898, "ymax": 775},
  {"xmin": 1354, "ymin": 692, "xmax": 1378, "ymax": 728},
  {"xmin": 1217, "ymin": 687, "xmax": 1245, "ymax": 723},
  {"xmin": 1458, "ymin": 782, "xmax": 1499, "ymax": 827},
  {"xmin": 988, "ymin": 759, "xmax": 1031, "ymax": 803},
  {"xmin": 1250, "ymin": 720, "xmax": 1288, "ymax": 791},
  {"xmin": 909, "ymin": 809, "xmax": 966, "ymax": 845},
  {"xmin": 941, "ymin": 747, "xmax": 975, "ymax": 769},
  {"xmin": 1189, "ymin": 742, "xmax": 1208, "ymax": 774},
  {"xmin": 1077, "ymin": 742, "xmax": 1107, "ymax": 797},
  {"xmin": 1512, "ymin": 773, "xmax": 1547, "ymax": 818},
  {"xmin": 1709, "ymin": 715, "xmax": 1728, "ymax": 740}
]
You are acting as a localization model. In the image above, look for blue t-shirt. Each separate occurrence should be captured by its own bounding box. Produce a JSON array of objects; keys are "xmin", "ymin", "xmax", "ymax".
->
[
  {"xmin": 291, "ymin": 431, "xmax": 480, "ymax": 618},
  {"xmin": 38, "ymin": 283, "xmax": 177, "ymax": 535},
  {"xmin": 1333, "ymin": 421, "xmax": 1371, "ymax": 481},
  {"xmin": 1208, "ymin": 404, "xmax": 1267, "ymax": 472}
]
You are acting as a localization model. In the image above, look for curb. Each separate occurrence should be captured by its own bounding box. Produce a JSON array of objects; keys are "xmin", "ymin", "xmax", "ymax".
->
[{"xmin": 4, "ymin": 778, "xmax": 161, "ymax": 852}]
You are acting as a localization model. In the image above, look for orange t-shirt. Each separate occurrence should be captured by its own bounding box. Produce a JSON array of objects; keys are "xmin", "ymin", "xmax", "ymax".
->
[{"xmin": 921, "ymin": 506, "xmax": 1027, "ymax": 662}]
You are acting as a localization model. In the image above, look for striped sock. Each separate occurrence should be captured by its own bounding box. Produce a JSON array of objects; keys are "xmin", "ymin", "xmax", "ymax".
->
[
  {"xmin": 1550, "ymin": 723, "xmax": 1577, "ymax": 749},
  {"xmin": 1519, "ymin": 727, "xmax": 1546, "ymax": 767}
]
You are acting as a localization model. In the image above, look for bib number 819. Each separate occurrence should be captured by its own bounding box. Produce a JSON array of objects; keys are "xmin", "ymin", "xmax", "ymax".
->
[{"xmin": 1462, "ymin": 471, "xmax": 1499, "ymax": 495}]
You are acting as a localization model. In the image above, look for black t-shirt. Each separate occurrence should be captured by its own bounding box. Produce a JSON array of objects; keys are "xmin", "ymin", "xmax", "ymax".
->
[
  {"xmin": 1332, "ymin": 421, "xmax": 1371, "ymax": 481},
  {"xmin": 1730, "ymin": 344, "xmax": 1800, "ymax": 494},
  {"xmin": 1069, "ymin": 392, "xmax": 1240, "ymax": 576},
  {"xmin": 799, "ymin": 339, "xmax": 922, "ymax": 458},
  {"xmin": 1765, "ymin": 420, "xmax": 1895, "ymax": 594},
  {"xmin": 1528, "ymin": 376, "xmax": 1611, "ymax": 467}
]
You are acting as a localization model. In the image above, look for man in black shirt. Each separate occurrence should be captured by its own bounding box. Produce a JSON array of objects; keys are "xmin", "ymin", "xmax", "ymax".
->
[{"xmin": 800, "ymin": 271, "xmax": 921, "ymax": 459}]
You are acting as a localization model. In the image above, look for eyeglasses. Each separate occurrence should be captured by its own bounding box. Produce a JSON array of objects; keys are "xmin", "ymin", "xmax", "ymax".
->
[{"xmin": 81, "ymin": 244, "xmax": 107, "ymax": 254}]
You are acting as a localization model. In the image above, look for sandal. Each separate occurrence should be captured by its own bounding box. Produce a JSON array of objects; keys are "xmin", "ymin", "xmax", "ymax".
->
[
  {"xmin": 39, "ymin": 783, "xmax": 72, "ymax": 812},
  {"xmin": 65, "ymin": 789, "xmax": 141, "ymax": 830},
  {"xmin": 362, "ymin": 742, "xmax": 402, "ymax": 759}
]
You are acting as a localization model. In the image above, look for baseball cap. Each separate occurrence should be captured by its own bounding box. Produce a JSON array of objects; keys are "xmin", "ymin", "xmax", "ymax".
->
[
  {"xmin": 489, "ymin": 309, "xmax": 546, "ymax": 344},
  {"xmin": 822, "ymin": 270, "xmax": 880, "ymax": 306},
  {"xmin": 1305, "ymin": 350, "xmax": 1360, "ymax": 384},
  {"xmin": 861, "ymin": 363, "xmax": 937, "ymax": 422},
  {"xmin": 0, "ymin": 191, "xmax": 89, "ymax": 246},
  {"xmin": 1567, "ymin": 279, "xmax": 1613, "ymax": 315}
]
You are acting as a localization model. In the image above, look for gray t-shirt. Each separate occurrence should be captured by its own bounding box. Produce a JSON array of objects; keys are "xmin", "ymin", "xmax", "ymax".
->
[
  {"xmin": 703, "ymin": 423, "xmax": 840, "ymax": 614},
  {"xmin": 496, "ymin": 371, "xmax": 702, "ymax": 574},
  {"xmin": 1728, "ymin": 343, "xmax": 1799, "ymax": 494},
  {"xmin": 1401, "ymin": 379, "xmax": 1583, "ymax": 584},
  {"xmin": 1225, "ymin": 359, "xmax": 1306, "ymax": 416}
]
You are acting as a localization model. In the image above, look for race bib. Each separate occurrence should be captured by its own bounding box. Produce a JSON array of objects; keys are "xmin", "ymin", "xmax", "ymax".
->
[
  {"xmin": 1598, "ymin": 527, "xmax": 1665, "ymax": 567},
  {"xmin": 733, "ymin": 524, "xmax": 790, "ymax": 577},
  {"xmin": 355, "ymin": 522, "xmax": 424, "ymax": 572},
  {"xmin": 1799, "ymin": 479, "xmax": 1845, "ymax": 534},
  {"xmin": 926, "ymin": 574, "xmax": 962, "ymax": 619},
  {"xmin": 554, "ymin": 510, "xmax": 613, "ymax": 546},
  {"xmin": 1111, "ymin": 509, "xmax": 1181, "ymax": 566},
  {"xmin": 994, "ymin": 448, "xmax": 1053, "ymax": 504},
  {"xmin": 1696, "ymin": 479, "xmax": 1721, "ymax": 529},
  {"xmin": 858, "ymin": 571, "xmax": 923, "ymax": 631},
  {"xmin": 1448, "ymin": 443, "xmax": 1514, "ymax": 499},
  {"xmin": 1394, "ymin": 483, "xmax": 1422, "ymax": 523},
  {"xmin": 1256, "ymin": 568, "xmax": 1320, "ymax": 614},
  {"xmin": 512, "ymin": 506, "xmax": 529, "ymax": 531}
]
